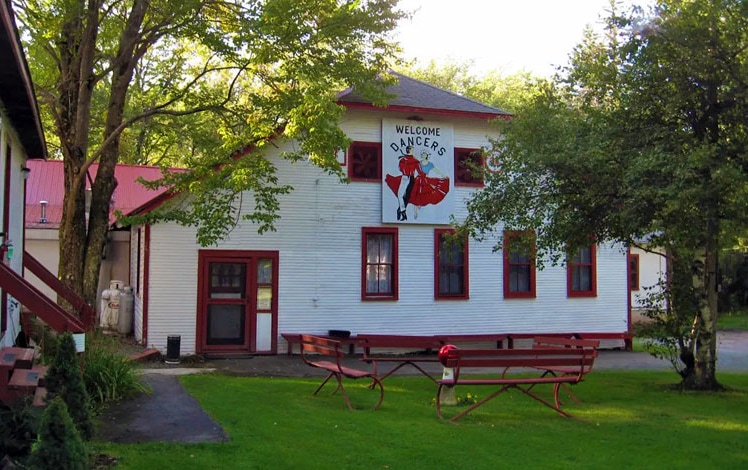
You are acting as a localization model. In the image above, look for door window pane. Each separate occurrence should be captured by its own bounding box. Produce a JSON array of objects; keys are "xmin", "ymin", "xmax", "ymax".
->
[
  {"xmin": 209, "ymin": 262, "xmax": 246, "ymax": 299},
  {"xmin": 207, "ymin": 304, "xmax": 245, "ymax": 345}
]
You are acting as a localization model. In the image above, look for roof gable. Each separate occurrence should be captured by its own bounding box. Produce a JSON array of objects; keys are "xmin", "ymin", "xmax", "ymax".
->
[{"xmin": 337, "ymin": 72, "xmax": 510, "ymax": 120}]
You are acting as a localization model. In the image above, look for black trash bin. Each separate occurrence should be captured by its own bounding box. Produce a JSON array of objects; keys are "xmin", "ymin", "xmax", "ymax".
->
[{"xmin": 165, "ymin": 335, "xmax": 181, "ymax": 364}]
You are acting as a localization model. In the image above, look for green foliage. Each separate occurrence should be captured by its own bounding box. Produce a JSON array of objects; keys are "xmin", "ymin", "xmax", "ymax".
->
[
  {"xmin": 18, "ymin": 0, "xmax": 406, "ymax": 249},
  {"xmin": 457, "ymin": 0, "xmax": 748, "ymax": 389},
  {"xmin": 44, "ymin": 333, "xmax": 94, "ymax": 440},
  {"xmin": 82, "ymin": 333, "xmax": 150, "ymax": 405},
  {"xmin": 0, "ymin": 398, "xmax": 40, "ymax": 459},
  {"xmin": 402, "ymin": 59, "xmax": 548, "ymax": 114},
  {"xmin": 29, "ymin": 397, "xmax": 88, "ymax": 470}
]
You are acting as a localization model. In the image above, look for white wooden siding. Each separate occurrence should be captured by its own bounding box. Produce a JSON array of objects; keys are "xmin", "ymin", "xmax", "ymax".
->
[
  {"xmin": 144, "ymin": 109, "xmax": 629, "ymax": 354},
  {"xmin": 631, "ymin": 246, "xmax": 667, "ymax": 321},
  {"xmin": 1, "ymin": 119, "xmax": 31, "ymax": 346}
]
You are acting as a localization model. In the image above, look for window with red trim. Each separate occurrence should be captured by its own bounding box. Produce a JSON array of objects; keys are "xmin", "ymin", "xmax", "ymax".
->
[
  {"xmin": 362, "ymin": 227, "xmax": 398, "ymax": 300},
  {"xmin": 348, "ymin": 141, "xmax": 381, "ymax": 181},
  {"xmin": 435, "ymin": 229, "xmax": 469, "ymax": 299},
  {"xmin": 454, "ymin": 148, "xmax": 484, "ymax": 186},
  {"xmin": 568, "ymin": 245, "xmax": 597, "ymax": 297},
  {"xmin": 629, "ymin": 253, "xmax": 640, "ymax": 291},
  {"xmin": 503, "ymin": 231, "xmax": 536, "ymax": 299}
]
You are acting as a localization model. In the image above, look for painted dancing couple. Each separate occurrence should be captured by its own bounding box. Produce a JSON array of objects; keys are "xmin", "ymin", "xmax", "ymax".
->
[{"xmin": 385, "ymin": 145, "xmax": 450, "ymax": 221}]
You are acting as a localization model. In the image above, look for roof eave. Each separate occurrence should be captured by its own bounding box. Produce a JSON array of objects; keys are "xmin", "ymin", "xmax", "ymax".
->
[{"xmin": 339, "ymin": 101, "xmax": 510, "ymax": 121}]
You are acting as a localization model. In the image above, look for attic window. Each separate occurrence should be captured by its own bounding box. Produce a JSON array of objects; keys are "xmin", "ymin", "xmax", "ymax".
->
[{"xmin": 348, "ymin": 141, "xmax": 381, "ymax": 182}]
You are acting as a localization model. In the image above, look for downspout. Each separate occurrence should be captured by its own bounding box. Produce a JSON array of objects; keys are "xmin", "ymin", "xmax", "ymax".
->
[{"xmin": 142, "ymin": 224, "xmax": 151, "ymax": 347}]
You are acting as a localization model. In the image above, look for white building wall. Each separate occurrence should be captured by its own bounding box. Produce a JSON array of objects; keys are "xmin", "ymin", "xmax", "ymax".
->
[
  {"xmin": 1, "ymin": 121, "xmax": 31, "ymax": 346},
  {"xmin": 631, "ymin": 246, "xmax": 667, "ymax": 322},
  {"xmin": 144, "ymin": 109, "xmax": 629, "ymax": 354}
]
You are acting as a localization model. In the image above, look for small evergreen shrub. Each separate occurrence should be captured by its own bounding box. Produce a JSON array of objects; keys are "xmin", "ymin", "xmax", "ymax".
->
[
  {"xmin": 44, "ymin": 333, "xmax": 94, "ymax": 440},
  {"xmin": 28, "ymin": 397, "xmax": 87, "ymax": 470},
  {"xmin": 0, "ymin": 398, "xmax": 40, "ymax": 459}
]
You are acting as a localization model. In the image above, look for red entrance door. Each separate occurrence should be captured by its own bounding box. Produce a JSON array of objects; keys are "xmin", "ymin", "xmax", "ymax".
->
[{"xmin": 197, "ymin": 250, "xmax": 278, "ymax": 354}]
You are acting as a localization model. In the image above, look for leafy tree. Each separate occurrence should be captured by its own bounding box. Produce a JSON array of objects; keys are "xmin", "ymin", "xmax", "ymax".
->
[
  {"xmin": 403, "ymin": 60, "xmax": 546, "ymax": 114},
  {"xmin": 16, "ymin": 0, "xmax": 404, "ymax": 306},
  {"xmin": 28, "ymin": 397, "xmax": 87, "ymax": 470},
  {"xmin": 459, "ymin": 0, "xmax": 748, "ymax": 390},
  {"xmin": 44, "ymin": 333, "xmax": 93, "ymax": 440}
]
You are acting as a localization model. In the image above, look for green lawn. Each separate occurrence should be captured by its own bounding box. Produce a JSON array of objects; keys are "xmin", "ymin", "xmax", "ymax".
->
[
  {"xmin": 718, "ymin": 310, "xmax": 748, "ymax": 330},
  {"xmin": 93, "ymin": 371, "xmax": 748, "ymax": 469}
]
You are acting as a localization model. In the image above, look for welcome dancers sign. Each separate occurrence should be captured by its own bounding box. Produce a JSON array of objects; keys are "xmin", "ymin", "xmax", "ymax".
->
[{"xmin": 382, "ymin": 119, "xmax": 454, "ymax": 224}]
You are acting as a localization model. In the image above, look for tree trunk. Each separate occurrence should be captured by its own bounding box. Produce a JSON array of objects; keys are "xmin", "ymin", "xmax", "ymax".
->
[
  {"xmin": 681, "ymin": 235, "xmax": 721, "ymax": 390},
  {"xmin": 56, "ymin": 0, "xmax": 101, "ymax": 307},
  {"xmin": 57, "ymin": 0, "xmax": 147, "ymax": 309}
]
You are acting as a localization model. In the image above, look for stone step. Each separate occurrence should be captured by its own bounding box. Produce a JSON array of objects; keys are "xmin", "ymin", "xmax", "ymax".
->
[
  {"xmin": 0, "ymin": 347, "xmax": 34, "ymax": 370},
  {"xmin": 8, "ymin": 365, "xmax": 47, "ymax": 392},
  {"xmin": 33, "ymin": 386, "xmax": 47, "ymax": 407}
]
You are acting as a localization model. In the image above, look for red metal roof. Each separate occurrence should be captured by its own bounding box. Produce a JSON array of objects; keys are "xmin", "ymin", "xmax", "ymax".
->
[{"xmin": 25, "ymin": 160, "xmax": 174, "ymax": 229}]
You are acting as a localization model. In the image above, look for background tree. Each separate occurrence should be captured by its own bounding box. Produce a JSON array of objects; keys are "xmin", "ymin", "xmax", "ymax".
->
[
  {"xmin": 16, "ymin": 0, "xmax": 404, "ymax": 307},
  {"xmin": 403, "ymin": 60, "xmax": 546, "ymax": 114},
  {"xmin": 458, "ymin": 0, "xmax": 748, "ymax": 390}
]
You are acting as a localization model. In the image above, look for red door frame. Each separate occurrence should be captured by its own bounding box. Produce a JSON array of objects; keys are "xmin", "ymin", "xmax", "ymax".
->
[{"xmin": 196, "ymin": 250, "xmax": 279, "ymax": 354}]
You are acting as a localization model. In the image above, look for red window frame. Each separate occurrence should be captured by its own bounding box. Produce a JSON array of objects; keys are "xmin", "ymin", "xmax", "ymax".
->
[
  {"xmin": 454, "ymin": 147, "xmax": 484, "ymax": 187},
  {"xmin": 348, "ymin": 141, "xmax": 382, "ymax": 182},
  {"xmin": 567, "ymin": 244, "xmax": 597, "ymax": 297},
  {"xmin": 434, "ymin": 229, "xmax": 469, "ymax": 300},
  {"xmin": 361, "ymin": 227, "xmax": 398, "ymax": 301},
  {"xmin": 503, "ymin": 231, "xmax": 536, "ymax": 299},
  {"xmin": 629, "ymin": 253, "xmax": 640, "ymax": 291}
]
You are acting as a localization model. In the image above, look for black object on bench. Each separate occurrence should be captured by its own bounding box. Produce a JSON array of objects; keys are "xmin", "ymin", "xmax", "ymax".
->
[{"xmin": 300, "ymin": 334, "xmax": 384, "ymax": 410}]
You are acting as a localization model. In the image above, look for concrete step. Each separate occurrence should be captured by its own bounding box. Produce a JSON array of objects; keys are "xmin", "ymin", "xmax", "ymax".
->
[
  {"xmin": 0, "ymin": 347, "xmax": 34, "ymax": 370},
  {"xmin": 8, "ymin": 365, "xmax": 47, "ymax": 393},
  {"xmin": 33, "ymin": 386, "xmax": 47, "ymax": 407}
]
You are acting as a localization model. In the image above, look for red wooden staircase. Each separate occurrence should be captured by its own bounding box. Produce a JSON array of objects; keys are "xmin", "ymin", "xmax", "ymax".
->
[{"xmin": 0, "ymin": 347, "xmax": 47, "ymax": 407}]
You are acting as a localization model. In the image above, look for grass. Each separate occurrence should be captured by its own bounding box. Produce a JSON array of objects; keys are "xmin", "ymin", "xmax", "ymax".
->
[
  {"xmin": 93, "ymin": 371, "xmax": 748, "ymax": 469},
  {"xmin": 718, "ymin": 310, "xmax": 748, "ymax": 330}
]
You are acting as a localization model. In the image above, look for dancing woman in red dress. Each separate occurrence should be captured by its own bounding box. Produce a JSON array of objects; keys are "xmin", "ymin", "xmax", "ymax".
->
[{"xmin": 385, "ymin": 148, "xmax": 449, "ymax": 220}]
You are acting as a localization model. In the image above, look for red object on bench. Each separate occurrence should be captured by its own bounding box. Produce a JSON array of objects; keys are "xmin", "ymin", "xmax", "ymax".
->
[
  {"xmin": 436, "ymin": 346, "xmax": 597, "ymax": 421},
  {"xmin": 358, "ymin": 334, "xmax": 444, "ymax": 383},
  {"xmin": 300, "ymin": 335, "xmax": 384, "ymax": 410}
]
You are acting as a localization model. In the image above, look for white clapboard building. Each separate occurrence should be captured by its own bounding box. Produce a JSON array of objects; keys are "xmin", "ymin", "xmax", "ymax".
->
[
  {"xmin": 125, "ymin": 73, "xmax": 631, "ymax": 356},
  {"xmin": 1, "ymin": 2, "xmax": 47, "ymax": 348}
]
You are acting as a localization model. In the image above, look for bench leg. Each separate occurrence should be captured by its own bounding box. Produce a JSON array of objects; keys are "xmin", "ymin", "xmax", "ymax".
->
[
  {"xmin": 529, "ymin": 370, "xmax": 580, "ymax": 404},
  {"xmin": 374, "ymin": 361, "xmax": 438, "ymax": 384},
  {"xmin": 436, "ymin": 383, "xmax": 512, "ymax": 422},
  {"xmin": 314, "ymin": 373, "xmax": 385, "ymax": 410},
  {"xmin": 515, "ymin": 383, "xmax": 573, "ymax": 418}
]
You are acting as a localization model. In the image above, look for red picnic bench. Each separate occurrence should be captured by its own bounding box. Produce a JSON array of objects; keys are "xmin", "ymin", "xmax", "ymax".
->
[
  {"xmin": 358, "ymin": 334, "xmax": 444, "ymax": 383},
  {"xmin": 299, "ymin": 334, "xmax": 384, "ymax": 410},
  {"xmin": 436, "ymin": 344, "xmax": 597, "ymax": 421}
]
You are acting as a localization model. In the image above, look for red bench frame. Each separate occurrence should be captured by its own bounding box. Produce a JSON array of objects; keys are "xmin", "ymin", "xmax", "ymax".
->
[
  {"xmin": 358, "ymin": 334, "xmax": 444, "ymax": 383},
  {"xmin": 300, "ymin": 335, "xmax": 384, "ymax": 410},
  {"xmin": 436, "ymin": 347, "xmax": 597, "ymax": 421}
]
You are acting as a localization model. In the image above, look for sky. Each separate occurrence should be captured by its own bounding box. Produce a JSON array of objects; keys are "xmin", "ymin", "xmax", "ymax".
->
[{"xmin": 394, "ymin": 0, "xmax": 649, "ymax": 77}]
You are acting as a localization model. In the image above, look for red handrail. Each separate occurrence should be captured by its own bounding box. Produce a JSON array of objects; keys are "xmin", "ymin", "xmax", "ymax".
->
[
  {"xmin": 0, "ymin": 261, "xmax": 85, "ymax": 333},
  {"xmin": 22, "ymin": 251, "xmax": 96, "ymax": 329}
]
